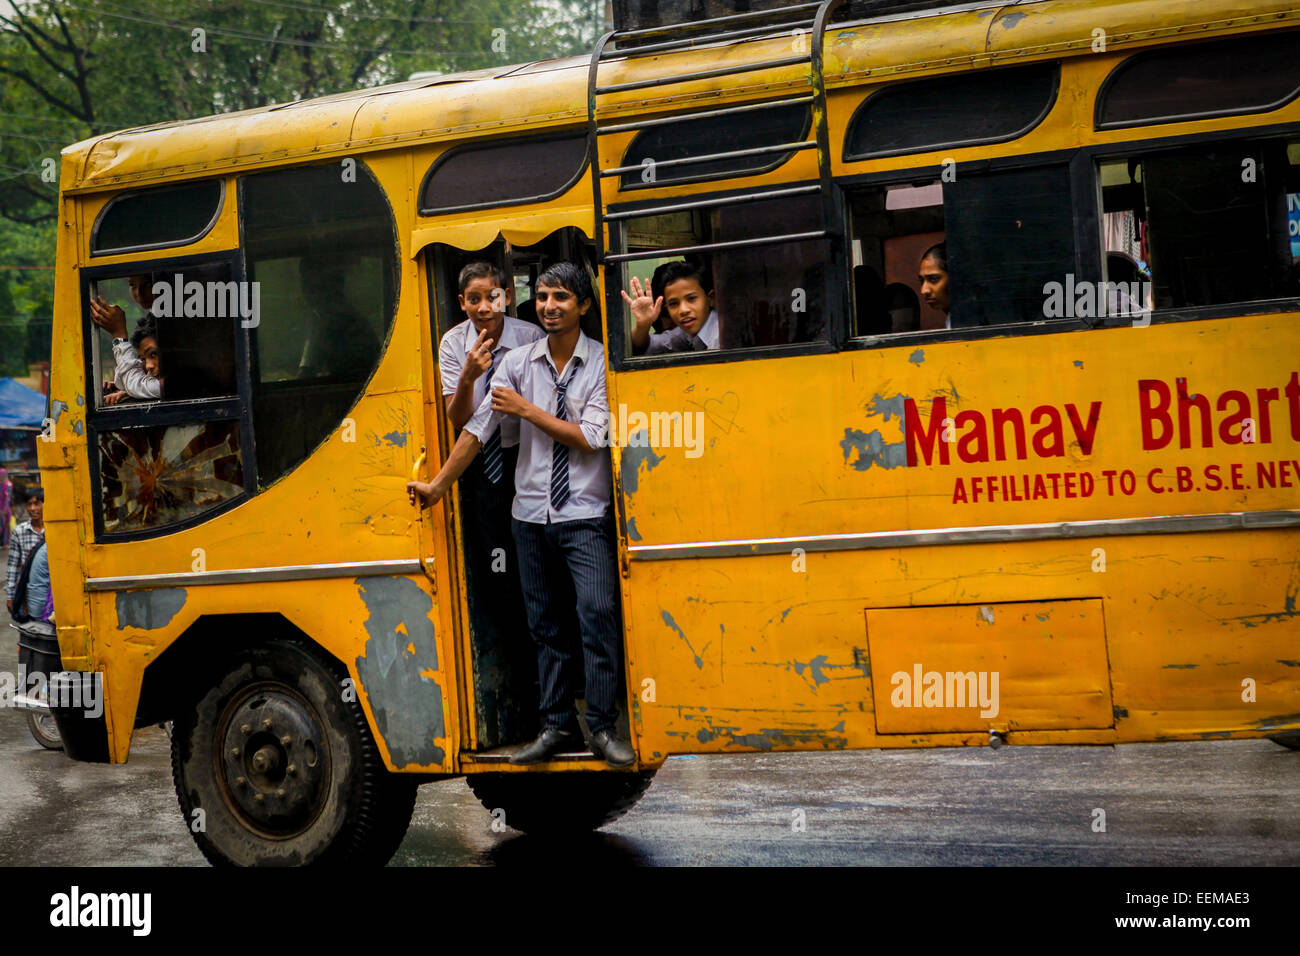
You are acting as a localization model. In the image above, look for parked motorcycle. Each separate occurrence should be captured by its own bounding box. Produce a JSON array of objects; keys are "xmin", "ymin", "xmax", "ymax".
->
[{"xmin": 11, "ymin": 620, "xmax": 63, "ymax": 751}]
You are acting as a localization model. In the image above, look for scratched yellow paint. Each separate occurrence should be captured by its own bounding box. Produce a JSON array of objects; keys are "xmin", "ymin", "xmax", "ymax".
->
[
  {"xmin": 622, "ymin": 532, "xmax": 1299, "ymax": 756},
  {"xmin": 39, "ymin": 0, "xmax": 1300, "ymax": 774}
]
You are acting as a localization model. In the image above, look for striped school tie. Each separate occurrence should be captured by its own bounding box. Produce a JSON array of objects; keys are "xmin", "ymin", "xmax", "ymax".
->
[
  {"xmin": 480, "ymin": 359, "xmax": 503, "ymax": 484},
  {"xmin": 550, "ymin": 367, "xmax": 572, "ymax": 511}
]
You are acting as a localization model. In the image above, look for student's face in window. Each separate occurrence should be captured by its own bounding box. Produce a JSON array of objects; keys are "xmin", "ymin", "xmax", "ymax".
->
[
  {"xmin": 458, "ymin": 276, "xmax": 511, "ymax": 339},
  {"xmin": 138, "ymin": 336, "xmax": 161, "ymax": 378},
  {"xmin": 127, "ymin": 275, "xmax": 156, "ymax": 313},
  {"xmin": 919, "ymin": 257, "xmax": 950, "ymax": 314},
  {"xmin": 663, "ymin": 277, "xmax": 713, "ymax": 336},
  {"xmin": 535, "ymin": 282, "xmax": 589, "ymax": 335}
]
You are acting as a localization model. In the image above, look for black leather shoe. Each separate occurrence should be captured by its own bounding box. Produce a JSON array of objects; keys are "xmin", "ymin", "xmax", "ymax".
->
[
  {"xmin": 509, "ymin": 727, "xmax": 582, "ymax": 765},
  {"xmin": 590, "ymin": 729, "xmax": 635, "ymax": 767}
]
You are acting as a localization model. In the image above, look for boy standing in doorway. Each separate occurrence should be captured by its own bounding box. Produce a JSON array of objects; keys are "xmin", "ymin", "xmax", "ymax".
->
[
  {"xmin": 409, "ymin": 263, "xmax": 633, "ymax": 767},
  {"xmin": 438, "ymin": 261, "xmax": 544, "ymax": 745}
]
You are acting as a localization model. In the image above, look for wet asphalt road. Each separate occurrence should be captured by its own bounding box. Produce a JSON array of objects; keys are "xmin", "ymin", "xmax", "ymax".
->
[{"xmin": 1, "ymin": 611, "xmax": 1296, "ymax": 867}]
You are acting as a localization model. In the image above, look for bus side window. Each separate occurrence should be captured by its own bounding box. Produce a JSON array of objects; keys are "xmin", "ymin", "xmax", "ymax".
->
[
  {"xmin": 1100, "ymin": 137, "xmax": 1300, "ymax": 311},
  {"xmin": 241, "ymin": 163, "xmax": 399, "ymax": 485},
  {"xmin": 848, "ymin": 164, "xmax": 1077, "ymax": 334},
  {"xmin": 88, "ymin": 262, "xmax": 240, "ymax": 410},
  {"xmin": 618, "ymin": 192, "xmax": 827, "ymax": 357},
  {"xmin": 848, "ymin": 181, "xmax": 946, "ymax": 335}
]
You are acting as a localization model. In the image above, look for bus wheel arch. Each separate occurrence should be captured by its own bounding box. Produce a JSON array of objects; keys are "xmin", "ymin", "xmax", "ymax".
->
[
  {"xmin": 138, "ymin": 613, "xmax": 349, "ymax": 728},
  {"xmin": 169, "ymin": 634, "xmax": 416, "ymax": 866}
]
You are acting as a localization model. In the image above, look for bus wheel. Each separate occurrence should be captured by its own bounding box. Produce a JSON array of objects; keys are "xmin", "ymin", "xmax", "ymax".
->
[
  {"xmin": 1268, "ymin": 731, "xmax": 1300, "ymax": 750},
  {"xmin": 26, "ymin": 709, "xmax": 63, "ymax": 750},
  {"xmin": 466, "ymin": 768, "xmax": 657, "ymax": 835},
  {"xmin": 170, "ymin": 639, "xmax": 417, "ymax": 866}
]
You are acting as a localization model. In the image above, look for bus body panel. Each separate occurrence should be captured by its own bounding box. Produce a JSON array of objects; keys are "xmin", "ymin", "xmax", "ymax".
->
[
  {"xmin": 611, "ymin": 314, "xmax": 1300, "ymax": 755},
  {"xmin": 624, "ymin": 530, "xmax": 1299, "ymax": 757}
]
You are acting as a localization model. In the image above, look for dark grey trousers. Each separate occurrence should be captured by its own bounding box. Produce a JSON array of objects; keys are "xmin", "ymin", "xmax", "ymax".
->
[{"xmin": 511, "ymin": 510, "xmax": 624, "ymax": 735}]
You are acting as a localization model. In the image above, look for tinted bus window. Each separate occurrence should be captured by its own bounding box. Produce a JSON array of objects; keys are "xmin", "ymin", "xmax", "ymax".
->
[
  {"xmin": 1096, "ymin": 31, "xmax": 1300, "ymax": 130},
  {"xmin": 91, "ymin": 180, "xmax": 223, "ymax": 255},
  {"xmin": 620, "ymin": 101, "xmax": 810, "ymax": 188},
  {"xmin": 844, "ymin": 64, "xmax": 1059, "ymax": 160},
  {"xmin": 241, "ymin": 162, "xmax": 399, "ymax": 486},
  {"xmin": 420, "ymin": 132, "xmax": 588, "ymax": 215}
]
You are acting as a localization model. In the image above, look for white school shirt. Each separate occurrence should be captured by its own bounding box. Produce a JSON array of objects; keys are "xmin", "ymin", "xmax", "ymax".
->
[
  {"xmin": 438, "ymin": 316, "xmax": 544, "ymax": 448},
  {"xmin": 112, "ymin": 339, "xmax": 162, "ymax": 400},
  {"xmin": 464, "ymin": 331, "xmax": 611, "ymax": 524},
  {"xmin": 646, "ymin": 309, "xmax": 719, "ymax": 354}
]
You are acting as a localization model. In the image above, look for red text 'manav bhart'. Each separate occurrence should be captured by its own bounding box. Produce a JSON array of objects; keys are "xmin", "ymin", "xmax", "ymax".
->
[{"xmin": 903, "ymin": 373, "xmax": 1300, "ymax": 467}]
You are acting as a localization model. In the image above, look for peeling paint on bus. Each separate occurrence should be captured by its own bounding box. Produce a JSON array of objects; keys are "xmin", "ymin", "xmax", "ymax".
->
[
  {"xmin": 115, "ymin": 589, "xmax": 187, "ymax": 630},
  {"xmin": 354, "ymin": 576, "xmax": 445, "ymax": 768}
]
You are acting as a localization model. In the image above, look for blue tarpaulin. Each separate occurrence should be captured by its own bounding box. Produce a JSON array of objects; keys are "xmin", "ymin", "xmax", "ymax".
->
[{"xmin": 0, "ymin": 377, "xmax": 47, "ymax": 429}]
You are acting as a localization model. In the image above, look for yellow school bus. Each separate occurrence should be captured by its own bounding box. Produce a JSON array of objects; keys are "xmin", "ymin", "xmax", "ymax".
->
[{"xmin": 42, "ymin": 0, "xmax": 1299, "ymax": 865}]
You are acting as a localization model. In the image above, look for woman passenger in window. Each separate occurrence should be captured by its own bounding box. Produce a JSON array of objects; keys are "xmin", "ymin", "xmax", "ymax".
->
[
  {"xmin": 918, "ymin": 243, "xmax": 951, "ymax": 328},
  {"xmin": 624, "ymin": 260, "xmax": 719, "ymax": 355}
]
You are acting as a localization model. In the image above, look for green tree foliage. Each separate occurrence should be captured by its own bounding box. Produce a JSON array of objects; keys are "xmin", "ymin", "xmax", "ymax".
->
[{"xmin": 0, "ymin": 0, "xmax": 609, "ymax": 369}]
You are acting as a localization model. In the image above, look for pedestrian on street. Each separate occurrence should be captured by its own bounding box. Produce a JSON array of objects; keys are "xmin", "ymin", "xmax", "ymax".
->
[{"xmin": 5, "ymin": 485, "xmax": 44, "ymax": 615}]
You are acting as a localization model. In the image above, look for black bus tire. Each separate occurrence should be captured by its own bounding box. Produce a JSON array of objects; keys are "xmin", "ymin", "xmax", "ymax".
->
[
  {"xmin": 466, "ymin": 768, "xmax": 657, "ymax": 835},
  {"xmin": 1268, "ymin": 731, "xmax": 1300, "ymax": 750},
  {"xmin": 170, "ymin": 638, "xmax": 417, "ymax": 866}
]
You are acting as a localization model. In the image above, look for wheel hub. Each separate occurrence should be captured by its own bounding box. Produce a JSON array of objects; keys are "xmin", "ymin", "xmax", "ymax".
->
[{"xmin": 219, "ymin": 688, "xmax": 328, "ymax": 836}]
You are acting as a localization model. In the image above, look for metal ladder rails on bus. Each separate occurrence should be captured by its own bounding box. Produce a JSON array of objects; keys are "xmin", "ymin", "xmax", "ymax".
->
[{"xmin": 586, "ymin": 0, "xmax": 850, "ymax": 331}]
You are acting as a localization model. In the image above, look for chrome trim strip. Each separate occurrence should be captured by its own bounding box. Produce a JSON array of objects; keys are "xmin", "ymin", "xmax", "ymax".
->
[
  {"xmin": 626, "ymin": 510, "xmax": 1300, "ymax": 561},
  {"xmin": 85, "ymin": 558, "xmax": 428, "ymax": 592}
]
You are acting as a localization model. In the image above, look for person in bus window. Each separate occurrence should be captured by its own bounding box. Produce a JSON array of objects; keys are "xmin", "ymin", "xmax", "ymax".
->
[
  {"xmin": 884, "ymin": 282, "xmax": 921, "ymax": 333},
  {"xmin": 91, "ymin": 285, "xmax": 164, "ymax": 401},
  {"xmin": 625, "ymin": 260, "xmax": 719, "ymax": 355},
  {"xmin": 408, "ymin": 262, "xmax": 634, "ymax": 769},
  {"xmin": 103, "ymin": 320, "xmax": 162, "ymax": 405},
  {"xmin": 918, "ymin": 243, "xmax": 951, "ymax": 328}
]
